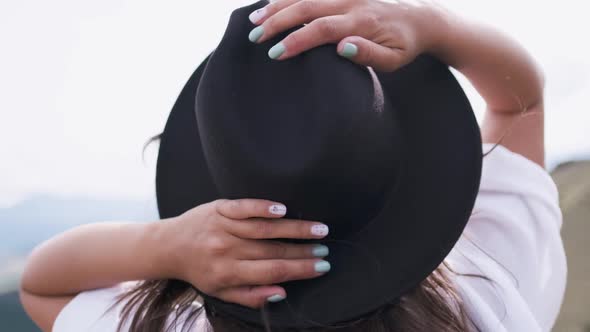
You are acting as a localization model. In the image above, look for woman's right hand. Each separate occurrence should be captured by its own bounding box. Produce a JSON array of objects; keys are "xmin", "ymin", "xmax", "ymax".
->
[{"xmin": 159, "ymin": 199, "xmax": 331, "ymax": 308}]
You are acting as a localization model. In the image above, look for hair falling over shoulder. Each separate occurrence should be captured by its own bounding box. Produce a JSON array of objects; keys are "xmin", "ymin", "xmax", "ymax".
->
[{"xmin": 111, "ymin": 262, "xmax": 475, "ymax": 332}]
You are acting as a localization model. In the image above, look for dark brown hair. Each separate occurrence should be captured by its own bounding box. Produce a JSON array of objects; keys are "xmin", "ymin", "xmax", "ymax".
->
[{"xmin": 111, "ymin": 262, "xmax": 475, "ymax": 332}]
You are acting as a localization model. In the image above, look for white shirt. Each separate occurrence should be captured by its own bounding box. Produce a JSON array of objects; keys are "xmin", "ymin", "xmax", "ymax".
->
[{"xmin": 53, "ymin": 144, "xmax": 567, "ymax": 332}]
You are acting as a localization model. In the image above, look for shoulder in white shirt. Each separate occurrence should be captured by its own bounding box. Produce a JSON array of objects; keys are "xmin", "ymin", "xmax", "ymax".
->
[{"xmin": 447, "ymin": 143, "xmax": 566, "ymax": 332}]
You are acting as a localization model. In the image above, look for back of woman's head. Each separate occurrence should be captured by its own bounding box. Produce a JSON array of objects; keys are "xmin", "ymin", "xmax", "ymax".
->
[
  {"xmin": 114, "ymin": 263, "xmax": 473, "ymax": 332},
  {"xmin": 206, "ymin": 263, "xmax": 470, "ymax": 332}
]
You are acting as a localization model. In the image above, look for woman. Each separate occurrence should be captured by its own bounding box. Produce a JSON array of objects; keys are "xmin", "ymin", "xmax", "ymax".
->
[{"xmin": 19, "ymin": 0, "xmax": 566, "ymax": 331}]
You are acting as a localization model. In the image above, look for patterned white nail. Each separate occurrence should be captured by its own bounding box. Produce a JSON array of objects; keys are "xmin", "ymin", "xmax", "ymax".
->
[
  {"xmin": 311, "ymin": 224, "xmax": 329, "ymax": 237},
  {"xmin": 249, "ymin": 7, "xmax": 267, "ymax": 24},
  {"xmin": 266, "ymin": 294, "xmax": 286, "ymax": 303},
  {"xmin": 268, "ymin": 204, "xmax": 287, "ymax": 216}
]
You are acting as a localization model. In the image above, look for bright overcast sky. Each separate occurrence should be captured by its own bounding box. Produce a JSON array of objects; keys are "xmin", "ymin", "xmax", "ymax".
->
[{"xmin": 0, "ymin": 0, "xmax": 588, "ymax": 207}]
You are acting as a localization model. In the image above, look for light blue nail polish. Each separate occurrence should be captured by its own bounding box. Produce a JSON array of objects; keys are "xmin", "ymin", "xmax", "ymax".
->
[
  {"xmin": 248, "ymin": 26, "xmax": 265, "ymax": 43},
  {"xmin": 267, "ymin": 294, "xmax": 286, "ymax": 303},
  {"xmin": 339, "ymin": 43, "xmax": 358, "ymax": 58},
  {"xmin": 312, "ymin": 245, "xmax": 329, "ymax": 258},
  {"xmin": 268, "ymin": 42, "xmax": 286, "ymax": 60},
  {"xmin": 314, "ymin": 260, "xmax": 331, "ymax": 273}
]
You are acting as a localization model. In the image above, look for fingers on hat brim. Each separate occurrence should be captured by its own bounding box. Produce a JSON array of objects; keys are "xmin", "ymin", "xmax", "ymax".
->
[
  {"xmin": 234, "ymin": 259, "xmax": 327, "ymax": 286},
  {"xmin": 337, "ymin": 36, "xmax": 408, "ymax": 72},
  {"xmin": 226, "ymin": 219, "xmax": 328, "ymax": 240},
  {"xmin": 271, "ymin": 15, "xmax": 356, "ymax": 59},
  {"xmin": 255, "ymin": 0, "xmax": 346, "ymax": 43},
  {"xmin": 215, "ymin": 199, "xmax": 287, "ymax": 219},
  {"xmin": 216, "ymin": 285, "xmax": 287, "ymax": 309}
]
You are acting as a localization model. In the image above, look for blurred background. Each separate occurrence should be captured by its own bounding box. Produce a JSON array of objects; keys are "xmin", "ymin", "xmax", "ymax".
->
[{"xmin": 0, "ymin": 0, "xmax": 588, "ymax": 331}]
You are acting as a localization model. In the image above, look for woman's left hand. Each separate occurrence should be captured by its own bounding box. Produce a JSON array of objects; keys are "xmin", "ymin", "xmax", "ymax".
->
[{"xmin": 247, "ymin": 0, "xmax": 446, "ymax": 71}]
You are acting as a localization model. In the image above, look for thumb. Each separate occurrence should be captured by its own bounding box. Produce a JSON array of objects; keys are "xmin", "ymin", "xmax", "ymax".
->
[
  {"xmin": 215, "ymin": 285, "xmax": 287, "ymax": 309},
  {"xmin": 337, "ymin": 36, "xmax": 407, "ymax": 72}
]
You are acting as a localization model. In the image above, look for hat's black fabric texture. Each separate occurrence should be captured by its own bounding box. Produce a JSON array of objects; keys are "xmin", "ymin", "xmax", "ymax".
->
[{"xmin": 156, "ymin": 0, "xmax": 482, "ymax": 328}]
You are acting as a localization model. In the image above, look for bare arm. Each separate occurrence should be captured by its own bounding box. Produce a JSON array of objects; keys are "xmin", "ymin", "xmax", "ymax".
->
[
  {"xmin": 19, "ymin": 221, "xmax": 171, "ymax": 331},
  {"xmin": 433, "ymin": 12, "xmax": 545, "ymax": 166},
  {"xmin": 20, "ymin": 199, "xmax": 329, "ymax": 331},
  {"xmin": 20, "ymin": 222, "xmax": 169, "ymax": 297}
]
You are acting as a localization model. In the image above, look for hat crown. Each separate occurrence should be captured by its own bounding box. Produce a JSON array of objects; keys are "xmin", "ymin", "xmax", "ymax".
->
[{"xmin": 195, "ymin": 6, "xmax": 402, "ymax": 236}]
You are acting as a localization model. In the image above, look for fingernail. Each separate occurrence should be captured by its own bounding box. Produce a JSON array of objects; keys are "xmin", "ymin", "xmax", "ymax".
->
[
  {"xmin": 312, "ymin": 245, "xmax": 329, "ymax": 257},
  {"xmin": 249, "ymin": 7, "xmax": 267, "ymax": 24},
  {"xmin": 338, "ymin": 43, "xmax": 358, "ymax": 58},
  {"xmin": 268, "ymin": 42, "xmax": 286, "ymax": 60},
  {"xmin": 311, "ymin": 224, "xmax": 329, "ymax": 237},
  {"xmin": 266, "ymin": 294, "xmax": 286, "ymax": 303},
  {"xmin": 314, "ymin": 260, "xmax": 331, "ymax": 273},
  {"xmin": 268, "ymin": 204, "xmax": 287, "ymax": 216},
  {"xmin": 249, "ymin": 26, "xmax": 265, "ymax": 43}
]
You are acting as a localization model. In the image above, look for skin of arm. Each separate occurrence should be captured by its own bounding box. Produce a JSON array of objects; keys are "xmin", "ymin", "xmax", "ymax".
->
[
  {"xmin": 20, "ymin": 222, "xmax": 173, "ymax": 297},
  {"xmin": 19, "ymin": 222, "xmax": 168, "ymax": 331},
  {"xmin": 432, "ymin": 10, "xmax": 545, "ymax": 166}
]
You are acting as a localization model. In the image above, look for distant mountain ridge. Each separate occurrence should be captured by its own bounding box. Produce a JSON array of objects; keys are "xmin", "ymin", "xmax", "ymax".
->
[
  {"xmin": 0, "ymin": 194, "xmax": 158, "ymax": 295},
  {"xmin": 0, "ymin": 194, "xmax": 158, "ymax": 255},
  {"xmin": 551, "ymin": 161, "xmax": 590, "ymax": 210},
  {"xmin": 551, "ymin": 161, "xmax": 590, "ymax": 332},
  {"xmin": 0, "ymin": 292, "xmax": 39, "ymax": 331}
]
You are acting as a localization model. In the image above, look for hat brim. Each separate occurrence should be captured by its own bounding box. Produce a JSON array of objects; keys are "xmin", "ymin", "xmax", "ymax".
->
[{"xmin": 156, "ymin": 53, "xmax": 482, "ymax": 327}]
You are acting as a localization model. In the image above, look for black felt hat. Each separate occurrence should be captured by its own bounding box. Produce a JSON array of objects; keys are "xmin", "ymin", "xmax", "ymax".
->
[{"xmin": 156, "ymin": 0, "xmax": 482, "ymax": 328}]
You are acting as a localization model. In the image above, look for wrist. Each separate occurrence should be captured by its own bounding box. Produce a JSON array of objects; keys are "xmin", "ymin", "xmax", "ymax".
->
[
  {"xmin": 139, "ymin": 218, "xmax": 181, "ymax": 280},
  {"xmin": 421, "ymin": 4, "xmax": 463, "ymax": 66}
]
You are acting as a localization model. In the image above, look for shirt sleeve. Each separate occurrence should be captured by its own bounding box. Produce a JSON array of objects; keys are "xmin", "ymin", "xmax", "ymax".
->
[
  {"xmin": 53, "ymin": 282, "xmax": 207, "ymax": 332},
  {"xmin": 52, "ymin": 283, "xmax": 134, "ymax": 332},
  {"xmin": 452, "ymin": 144, "xmax": 567, "ymax": 329}
]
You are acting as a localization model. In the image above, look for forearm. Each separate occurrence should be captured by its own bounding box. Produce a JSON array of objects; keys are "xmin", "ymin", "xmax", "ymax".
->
[
  {"xmin": 431, "ymin": 8, "xmax": 544, "ymax": 113},
  {"xmin": 20, "ymin": 220, "xmax": 173, "ymax": 296}
]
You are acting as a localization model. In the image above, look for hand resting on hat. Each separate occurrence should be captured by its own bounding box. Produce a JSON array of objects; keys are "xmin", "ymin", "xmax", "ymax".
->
[
  {"xmin": 249, "ymin": 0, "xmax": 545, "ymax": 166},
  {"xmin": 248, "ymin": 0, "xmax": 444, "ymax": 71},
  {"xmin": 162, "ymin": 199, "xmax": 331, "ymax": 308}
]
